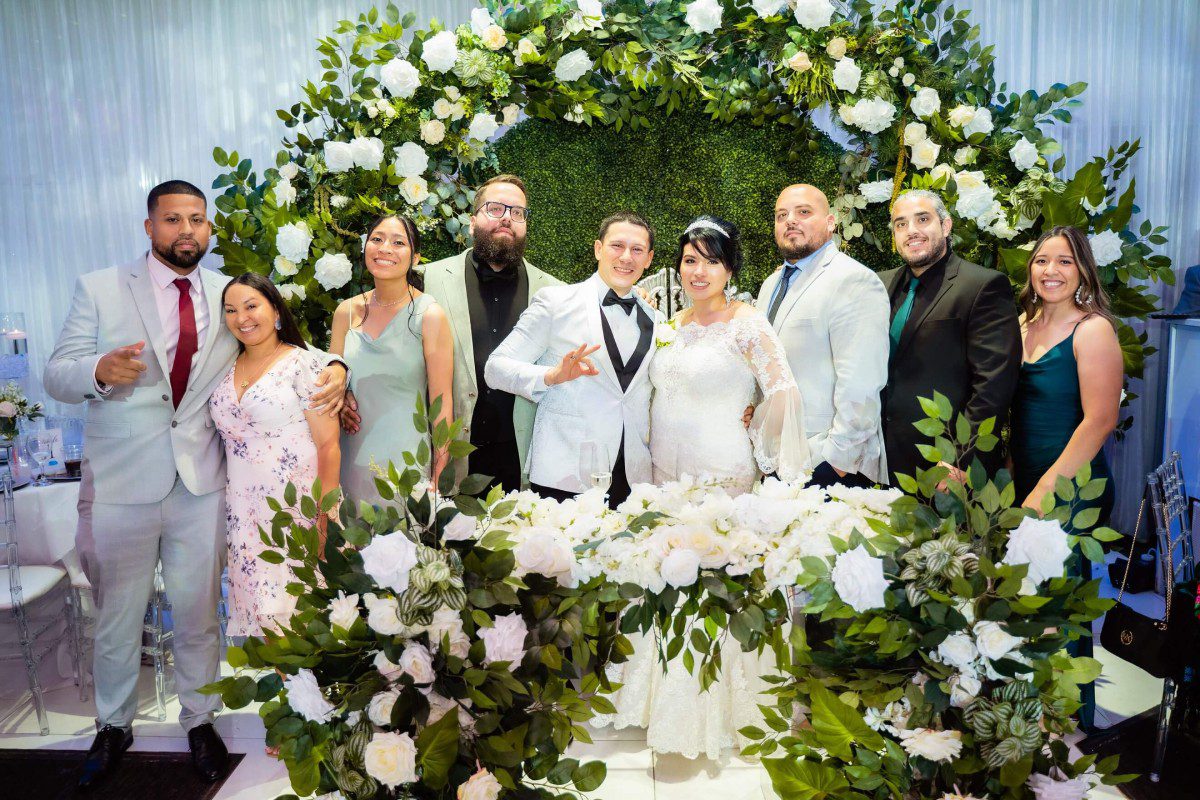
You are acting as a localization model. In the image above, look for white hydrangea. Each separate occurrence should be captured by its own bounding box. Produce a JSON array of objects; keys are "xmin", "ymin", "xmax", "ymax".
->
[
  {"xmin": 422, "ymin": 31, "xmax": 459, "ymax": 73},
  {"xmin": 275, "ymin": 222, "xmax": 312, "ymax": 263},
  {"xmin": 329, "ymin": 194, "xmax": 349, "ymax": 209},
  {"xmin": 1089, "ymin": 229, "xmax": 1123, "ymax": 266},
  {"xmin": 380, "ymin": 58, "xmax": 420, "ymax": 99},
  {"xmin": 910, "ymin": 86, "xmax": 941, "ymax": 118},
  {"xmin": 467, "ymin": 112, "xmax": 500, "ymax": 142},
  {"xmin": 684, "ymin": 0, "xmax": 723, "ymax": 34},
  {"xmin": 910, "ymin": 139, "xmax": 940, "ymax": 170},
  {"xmin": 831, "ymin": 57, "xmax": 862, "ymax": 93},
  {"xmin": 349, "ymin": 136, "xmax": 385, "ymax": 170},
  {"xmin": 554, "ymin": 48, "xmax": 593, "ymax": 82},
  {"xmin": 392, "ymin": 142, "xmax": 429, "ymax": 179},
  {"xmin": 963, "ymin": 106, "xmax": 994, "ymax": 137},
  {"xmin": 400, "ymin": 176, "xmax": 430, "ymax": 206},
  {"xmin": 1009, "ymin": 137, "xmax": 1039, "ymax": 171},
  {"xmin": 840, "ymin": 97, "xmax": 896, "ymax": 134},
  {"xmin": 859, "ymin": 179, "xmax": 893, "ymax": 203},
  {"xmin": 324, "ymin": 141, "xmax": 355, "ymax": 173},
  {"xmin": 793, "ymin": 0, "xmax": 835, "ymax": 30}
]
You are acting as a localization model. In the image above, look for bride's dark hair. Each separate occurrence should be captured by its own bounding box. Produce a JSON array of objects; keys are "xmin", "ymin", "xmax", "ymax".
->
[{"xmin": 675, "ymin": 215, "xmax": 743, "ymax": 279}]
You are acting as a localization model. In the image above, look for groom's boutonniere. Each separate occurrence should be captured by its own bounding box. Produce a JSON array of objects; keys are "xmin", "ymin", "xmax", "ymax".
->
[{"xmin": 655, "ymin": 319, "xmax": 678, "ymax": 349}]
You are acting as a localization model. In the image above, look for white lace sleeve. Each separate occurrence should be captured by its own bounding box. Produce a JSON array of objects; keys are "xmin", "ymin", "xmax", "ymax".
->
[{"xmin": 735, "ymin": 315, "xmax": 811, "ymax": 481}]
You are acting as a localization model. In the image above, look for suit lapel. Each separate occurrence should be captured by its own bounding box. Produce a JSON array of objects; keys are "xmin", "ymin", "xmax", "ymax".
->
[
  {"xmin": 441, "ymin": 253, "xmax": 477, "ymax": 394},
  {"xmin": 775, "ymin": 245, "xmax": 837, "ymax": 325},
  {"xmin": 896, "ymin": 255, "xmax": 960, "ymax": 357},
  {"xmin": 126, "ymin": 258, "xmax": 172, "ymax": 379},
  {"xmin": 626, "ymin": 299, "xmax": 657, "ymax": 388},
  {"xmin": 583, "ymin": 276, "xmax": 621, "ymax": 391},
  {"xmin": 188, "ymin": 268, "xmax": 228, "ymax": 390}
]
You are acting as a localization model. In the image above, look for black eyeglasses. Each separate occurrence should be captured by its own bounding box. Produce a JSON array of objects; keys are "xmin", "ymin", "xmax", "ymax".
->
[{"xmin": 476, "ymin": 200, "xmax": 530, "ymax": 223}]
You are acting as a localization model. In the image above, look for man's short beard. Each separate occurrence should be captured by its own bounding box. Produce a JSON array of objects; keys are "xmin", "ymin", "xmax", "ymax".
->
[
  {"xmin": 474, "ymin": 228, "xmax": 526, "ymax": 271},
  {"xmin": 903, "ymin": 236, "xmax": 948, "ymax": 269},
  {"xmin": 776, "ymin": 236, "xmax": 825, "ymax": 263},
  {"xmin": 154, "ymin": 240, "xmax": 205, "ymax": 270}
]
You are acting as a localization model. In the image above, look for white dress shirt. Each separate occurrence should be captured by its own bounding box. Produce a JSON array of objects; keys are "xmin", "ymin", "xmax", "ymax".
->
[{"xmin": 596, "ymin": 278, "xmax": 642, "ymax": 363}]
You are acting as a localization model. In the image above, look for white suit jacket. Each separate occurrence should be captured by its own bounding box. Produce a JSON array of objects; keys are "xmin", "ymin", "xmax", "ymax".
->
[
  {"xmin": 44, "ymin": 257, "xmax": 241, "ymax": 505},
  {"xmin": 484, "ymin": 274, "xmax": 660, "ymax": 493},
  {"xmin": 756, "ymin": 246, "xmax": 890, "ymax": 483}
]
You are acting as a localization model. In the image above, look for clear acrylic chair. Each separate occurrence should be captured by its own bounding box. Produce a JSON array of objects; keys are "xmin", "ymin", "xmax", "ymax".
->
[{"xmin": 141, "ymin": 562, "xmax": 174, "ymax": 721}]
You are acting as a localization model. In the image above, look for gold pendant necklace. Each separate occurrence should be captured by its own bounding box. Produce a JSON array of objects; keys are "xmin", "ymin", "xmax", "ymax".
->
[{"xmin": 237, "ymin": 341, "xmax": 284, "ymax": 389}]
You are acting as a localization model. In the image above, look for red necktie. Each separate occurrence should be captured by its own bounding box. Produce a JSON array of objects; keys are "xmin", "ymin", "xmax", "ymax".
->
[{"xmin": 170, "ymin": 278, "xmax": 198, "ymax": 409}]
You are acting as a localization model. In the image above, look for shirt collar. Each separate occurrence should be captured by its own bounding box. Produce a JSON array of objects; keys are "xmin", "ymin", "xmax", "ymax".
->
[
  {"xmin": 147, "ymin": 251, "xmax": 202, "ymax": 292},
  {"xmin": 783, "ymin": 240, "xmax": 834, "ymax": 272}
]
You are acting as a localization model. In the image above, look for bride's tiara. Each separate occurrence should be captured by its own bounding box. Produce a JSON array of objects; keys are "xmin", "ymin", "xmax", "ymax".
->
[{"xmin": 683, "ymin": 219, "xmax": 729, "ymax": 238}]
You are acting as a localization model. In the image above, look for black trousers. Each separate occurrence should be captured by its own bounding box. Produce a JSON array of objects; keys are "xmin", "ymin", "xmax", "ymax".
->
[
  {"xmin": 531, "ymin": 439, "xmax": 631, "ymax": 509},
  {"xmin": 468, "ymin": 439, "xmax": 522, "ymax": 495},
  {"xmin": 805, "ymin": 460, "xmax": 879, "ymax": 489}
]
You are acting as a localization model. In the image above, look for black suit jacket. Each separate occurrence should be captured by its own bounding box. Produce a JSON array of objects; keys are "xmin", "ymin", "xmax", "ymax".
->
[{"xmin": 880, "ymin": 253, "xmax": 1021, "ymax": 482}]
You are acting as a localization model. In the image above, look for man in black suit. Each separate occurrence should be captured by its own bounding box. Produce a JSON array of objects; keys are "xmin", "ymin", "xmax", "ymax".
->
[{"xmin": 881, "ymin": 189, "xmax": 1021, "ymax": 484}]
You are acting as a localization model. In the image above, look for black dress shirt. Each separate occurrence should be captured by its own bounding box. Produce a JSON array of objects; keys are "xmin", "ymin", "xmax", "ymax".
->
[
  {"xmin": 464, "ymin": 251, "xmax": 528, "ymax": 444},
  {"xmin": 888, "ymin": 247, "xmax": 951, "ymax": 342}
]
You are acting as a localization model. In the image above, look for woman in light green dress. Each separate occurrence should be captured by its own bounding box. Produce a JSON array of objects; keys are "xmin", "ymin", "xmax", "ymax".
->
[{"xmin": 330, "ymin": 214, "xmax": 454, "ymax": 505}]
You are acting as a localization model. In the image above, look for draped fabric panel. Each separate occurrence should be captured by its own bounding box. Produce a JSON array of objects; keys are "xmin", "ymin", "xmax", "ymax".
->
[{"xmin": 2, "ymin": 0, "xmax": 1196, "ymax": 530}]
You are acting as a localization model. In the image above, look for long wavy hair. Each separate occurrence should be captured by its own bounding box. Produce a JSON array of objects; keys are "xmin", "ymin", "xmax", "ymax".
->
[
  {"xmin": 220, "ymin": 273, "xmax": 307, "ymax": 352},
  {"xmin": 1018, "ymin": 225, "xmax": 1115, "ymax": 324}
]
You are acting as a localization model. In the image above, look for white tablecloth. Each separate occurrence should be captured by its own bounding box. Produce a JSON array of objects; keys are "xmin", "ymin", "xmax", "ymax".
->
[{"xmin": 12, "ymin": 480, "xmax": 84, "ymax": 584}]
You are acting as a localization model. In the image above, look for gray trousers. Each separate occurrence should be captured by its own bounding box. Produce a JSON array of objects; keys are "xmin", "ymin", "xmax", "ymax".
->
[{"xmin": 77, "ymin": 476, "xmax": 224, "ymax": 731}]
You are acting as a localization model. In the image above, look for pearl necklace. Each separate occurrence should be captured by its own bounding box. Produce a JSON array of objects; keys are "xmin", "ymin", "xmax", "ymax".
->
[{"xmin": 370, "ymin": 290, "xmax": 408, "ymax": 308}]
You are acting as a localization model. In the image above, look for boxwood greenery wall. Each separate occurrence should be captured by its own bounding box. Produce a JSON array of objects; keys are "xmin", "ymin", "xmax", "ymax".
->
[{"xmin": 478, "ymin": 109, "xmax": 894, "ymax": 294}]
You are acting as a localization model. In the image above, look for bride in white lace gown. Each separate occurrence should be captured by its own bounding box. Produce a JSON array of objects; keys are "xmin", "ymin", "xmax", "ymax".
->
[{"xmin": 598, "ymin": 217, "xmax": 810, "ymax": 759}]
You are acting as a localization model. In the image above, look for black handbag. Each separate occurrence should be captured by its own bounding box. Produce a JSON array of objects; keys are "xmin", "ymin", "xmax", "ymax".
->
[{"xmin": 1101, "ymin": 498, "xmax": 1195, "ymax": 680}]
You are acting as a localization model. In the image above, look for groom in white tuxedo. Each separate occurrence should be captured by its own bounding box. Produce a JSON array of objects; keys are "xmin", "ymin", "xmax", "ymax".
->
[{"xmin": 485, "ymin": 212, "xmax": 659, "ymax": 507}]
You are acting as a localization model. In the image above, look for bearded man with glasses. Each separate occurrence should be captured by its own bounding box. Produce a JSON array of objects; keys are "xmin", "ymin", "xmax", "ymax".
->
[{"xmin": 422, "ymin": 174, "xmax": 562, "ymax": 492}]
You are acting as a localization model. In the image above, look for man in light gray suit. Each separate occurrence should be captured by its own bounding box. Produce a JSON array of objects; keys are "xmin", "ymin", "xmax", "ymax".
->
[
  {"xmin": 44, "ymin": 181, "xmax": 347, "ymax": 788},
  {"xmin": 756, "ymin": 184, "xmax": 890, "ymax": 487},
  {"xmin": 419, "ymin": 175, "xmax": 560, "ymax": 492}
]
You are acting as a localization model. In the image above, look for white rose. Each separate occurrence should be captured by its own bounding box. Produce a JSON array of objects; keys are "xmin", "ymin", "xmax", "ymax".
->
[
  {"xmin": 936, "ymin": 632, "xmax": 978, "ymax": 672},
  {"xmin": 1089, "ymin": 229, "xmax": 1123, "ymax": 267},
  {"xmin": 422, "ymin": 31, "xmax": 459, "ymax": 73},
  {"xmin": 516, "ymin": 37, "xmax": 539, "ymax": 63},
  {"xmin": 973, "ymin": 620, "xmax": 1023, "ymax": 662},
  {"xmin": 910, "ymin": 86, "xmax": 941, "ymax": 118},
  {"xmin": 364, "ymin": 593, "xmax": 419, "ymax": 637},
  {"xmin": 1009, "ymin": 137, "xmax": 1039, "ymax": 171},
  {"xmin": 832, "ymin": 57, "xmax": 862, "ymax": 93},
  {"xmin": 458, "ymin": 768, "xmax": 502, "ymax": 800},
  {"xmin": 368, "ymin": 687, "xmax": 401, "ymax": 726},
  {"xmin": 902, "ymin": 121, "xmax": 928, "ymax": 144},
  {"xmin": 515, "ymin": 531, "xmax": 576, "ymax": 586},
  {"xmin": 324, "ymin": 141, "xmax": 356, "ymax": 173},
  {"xmin": 278, "ymin": 161, "xmax": 300, "ymax": 181},
  {"xmin": 392, "ymin": 141, "xmax": 429, "ymax": 179},
  {"xmin": 1027, "ymin": 769, "xmax": 1092, "ymax": 800},
  {"xmin": 929, "ymin": 163, "xmax": 954, "ymax": 184},
  {"xmin": 910, "ymin": 138, "xmax": 941, "ymax": 170},
  {"xmin": 843, "ymin": 97, "xmax": 896, "ymax": 134},
  {"xmin": 374, "ymin": 649, "xmax": 404, "ymax": 680},
  {"xmin": 381, "ymin": 58, "xmax": 420, "ymax": 99},
  {"xmin": 449, "ymin": 101, "xmax": 467, "ymax": 121},
  {"xmin": 482, "ymin": 25, "xmax": 507, "ymax": 51},
  {"xmin": 902, "ymin": 72, "xmax": 915, "ymax": 87},
  {"xmin": 469, "ymin": 8, "xmax": 494, "ymax": 37},
  {"xmin": 954, "ymin": 146, "xmax": 978, "ymax": 166},
  {"xmin": 831, "ymin": 545, "xmax": 889, "ymax": 613},
  {"xmin": 420, "ymin": 119, "xmax": 446, "ymax": 145},
  {"xmin": 577, "ymin": 0, "xmax": 604, "ymax": 23},
  {"xmin": 265, "ymin": 176, "xmax": 292, "ymax": 204},
  {"xmin": 859, "ymin": 180, "xmax": 893, "ymax": 204},
  {"xmin": 752, "ymin": 0, "xmax": 785, "ymax": 18},
  {"xmin": 442, "ymin": 513, "xmax": 477, "ymax": 541},
  {"xmin": 277, "ymin": 283, "xmax": 306, "ymax": 303},
  {"xmin": 284, "ymin": 669, "xmax": 336, "ymax": 722},
  {"xmin": 400, "ymin": 176, "xmax": 430, "ymax": 206},
  {"xmin": 660, "ymin": 548, "xmax": 702, "ymax": 588},
  {"xmin": 555, "ymin": 49, "xmax": 593, "ymax": 82},
  {"xmin": 433, "ymin": 98, "xmax": 454, "ymax": 119},
  {"xmin": 444, "ymin": 85, "xmax": 461, "ymax": 101},
  {"xmin": 273, "ymin": 255, "xmax": 298, "ymax": 277},
  {"xmin": 327, "ymin": 591, "xmax": 360, "ymax": 633},
  {"xmin": 963, "ymin": 106, "xmax": 994, "ymax": 137},
  {"xmin": 363, "ymin": 731, "xmax": 418, "ymax": 788},
  {"xmin": 684, "ymin": 0, "xmax": 723, "ymax": 34},
  {"xmin": 467, "ymin": 112, "xmax": 500, "ymax": 142},
  {"xmin": 947, "ymin": 105, "xmax": 977, "ymax": 128},
  {"xmin": 1082, "ymin": 194, "xmax": 1106, "ymax": 214},
  {"xmin": 899, "ymin": 728, "xmax": 963, "ymax": 762},
  {"xmin": 360, "ymin": 531, "xmax": 420, "ymax": 593},
  {"xmin": 825, "ymin": 36, "xmax": 847, "ymax": 60},
  {"xmin": 426, "ymin": 607, "xmax": 470, "ymax": 658},
  {"xmin": 502, "ymin": 103, "xmax": 520, "ymax": 125},
  {"xmin": 793, "ymin": 0, "xmax": 835, "ymax": 30},
  {"xmin": 948, "ymin": 672, "xmax": 982, "ymax": 708},
  {"xmin": 787, "ymin": 50, "xmax": 812, "ymax": 73},
  {"xmin": 314, "ymin": 252, "xmax": 353, "ymax": 291},
  {"xmin": 954, "ymin": 169, "xmax": 985, "ymax": 191},
  {"xmin": 481, "ymin": 612, "xmax": 528, "ymax": 670},
  {"xmin": 400, "ymin": 642, "xmax": 436, "ymax": 684},
  {"xmin": 1002, "ymin": 515, "xmax": 1072, "ymax": 583},
  {"xmin": 889, "ymin": 65, "xmax": 900, "ymax": 78},
  {"xmin": 349, "ymin": 136, "xmax": 385, "ymax": 170},
  {"xmin": 275, "ymin": 222, "xmax": 312, "ymax": 263}
]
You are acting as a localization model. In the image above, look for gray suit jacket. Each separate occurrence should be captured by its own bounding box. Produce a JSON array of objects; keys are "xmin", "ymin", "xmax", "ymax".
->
[
  {"xmin": 44, "ymin": 257, "xmax": 240, "ymax": 504},
  {"xmin": 756, "ymin": 246, "xmax": 890, "ymax": 483},
  {"xmin": 422, "ymin": 249, "xmax": 561, "ymax": 481}
]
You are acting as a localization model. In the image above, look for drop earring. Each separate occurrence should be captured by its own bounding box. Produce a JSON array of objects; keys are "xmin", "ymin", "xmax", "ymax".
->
[{"xmin": 275, "ymin": 318, "xmax": 282, "ymax": 330}]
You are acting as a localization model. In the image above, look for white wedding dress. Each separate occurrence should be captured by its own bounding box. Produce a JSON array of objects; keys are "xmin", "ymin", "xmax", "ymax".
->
[{"xmin": 597, "ymin": 312, "xmax": 810, "ymax": 759}]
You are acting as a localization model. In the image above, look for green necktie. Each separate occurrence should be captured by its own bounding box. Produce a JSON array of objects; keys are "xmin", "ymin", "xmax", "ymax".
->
[{"xmin": 889, "ymin": 276, "xmax": 920, "ymax": 356}]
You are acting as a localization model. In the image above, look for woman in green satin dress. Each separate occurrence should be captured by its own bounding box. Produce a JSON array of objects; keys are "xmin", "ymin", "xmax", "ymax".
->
[
  {"xmin": 329, "ymin": 214, "xmax": 454, "ymax": 504},
  {"xmin": 1011, "ymin": 226, "xmax": 1123, "ymax": 731}
]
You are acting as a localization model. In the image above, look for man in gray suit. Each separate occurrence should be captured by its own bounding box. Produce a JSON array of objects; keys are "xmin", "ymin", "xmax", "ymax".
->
[
  {"xmin": 420, "ymin": 174, "xmax": 561, "ymax": 492},
  {"xmin": 44, "ymin": 180, "xmax": 347, "ymax": 788},
  {"xmin": 756, "ymin": 184, "xmax": 891, "ymax": 487}
]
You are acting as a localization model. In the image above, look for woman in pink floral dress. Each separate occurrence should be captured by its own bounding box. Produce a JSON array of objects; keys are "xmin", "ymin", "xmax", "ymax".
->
[{"xmin": 209, "ymin": 274, "xmax": 341, "ymax": 636}]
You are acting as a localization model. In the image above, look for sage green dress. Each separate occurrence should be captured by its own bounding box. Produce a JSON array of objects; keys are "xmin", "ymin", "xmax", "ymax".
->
[{"xmin": 340, "ymin": 294, "xmax": 436, "ymax": 505}]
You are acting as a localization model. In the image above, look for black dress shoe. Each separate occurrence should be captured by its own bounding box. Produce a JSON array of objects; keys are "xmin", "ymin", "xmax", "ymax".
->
[
  {"xmin": 78, "ymin": 724, "xmax": 133, "ymax": 790},
  {"xmin": 188, "ymin": 722, "xmax": 229, "ymax": 783}
]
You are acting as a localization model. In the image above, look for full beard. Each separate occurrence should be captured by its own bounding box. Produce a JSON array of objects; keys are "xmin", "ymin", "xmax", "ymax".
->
[
  {"xmin": 904, "ymin": 237, "xmax": 948, "ymax": 270},
  {"xmin": 776, "ymin": 233, "xmax": 822, "ymax": 262},
  {"xmin": 154, "ymin": 239, "xmax": 205, "ymax": 270},
  {"xmin": 473, "ymin": 228, "xmax": 526, "ymax": 272}
]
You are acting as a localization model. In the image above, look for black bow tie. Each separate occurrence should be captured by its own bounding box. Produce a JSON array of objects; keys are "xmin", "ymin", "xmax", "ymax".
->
[{"xmin": 602, "ymin": 289, "xmax": 638, "ymax": 315}]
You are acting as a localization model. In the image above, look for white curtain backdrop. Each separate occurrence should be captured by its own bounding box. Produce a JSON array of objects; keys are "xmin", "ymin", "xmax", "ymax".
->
[{"xmin": 1, "ymin": 0, "xmax": 1196, "ymax": 530}]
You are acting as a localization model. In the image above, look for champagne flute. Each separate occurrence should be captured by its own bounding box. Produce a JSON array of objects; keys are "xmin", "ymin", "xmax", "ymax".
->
[
  {"xmin": 28, "ymin": 432, "xmax": 54, "ymax": 487},
  {"xmin": 579, "ymin": 441, "xmax": 611, "ymax": 495}
]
